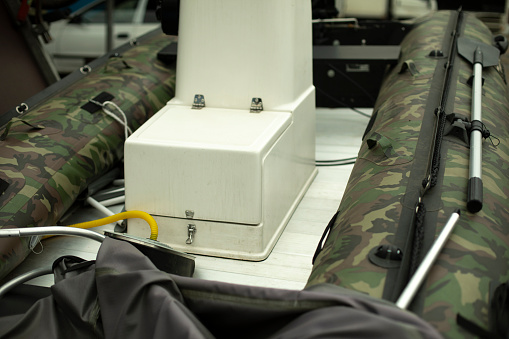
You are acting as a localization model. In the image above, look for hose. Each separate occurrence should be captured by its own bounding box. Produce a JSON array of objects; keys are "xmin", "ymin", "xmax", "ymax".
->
[{"xmin": 68, "ymin": 210, "xmax": 158, "ymax": 240}]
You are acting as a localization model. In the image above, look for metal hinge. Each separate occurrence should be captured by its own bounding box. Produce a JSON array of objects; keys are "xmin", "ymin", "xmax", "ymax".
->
[
  {"xmin": 250, "ymin": 97, "xmax": 263, "ymax": 113},
  {"xmin": 192, "ymin": 94, "xmax": 205, "ymax": 109}
]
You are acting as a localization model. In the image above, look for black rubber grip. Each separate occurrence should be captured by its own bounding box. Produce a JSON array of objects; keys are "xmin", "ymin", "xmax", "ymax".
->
[{"xmin": 467, "ymin": 177, "xmax": 483, "ymax": 213}]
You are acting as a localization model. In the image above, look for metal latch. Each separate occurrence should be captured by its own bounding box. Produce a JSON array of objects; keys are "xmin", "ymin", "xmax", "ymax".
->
[
  {"xmin": 186, "ymin": 224, "xmax": 196, "ymax": 244},
  {"xmin": 185, "ymin": 210, "xmax": 196, "ymax": 244}
]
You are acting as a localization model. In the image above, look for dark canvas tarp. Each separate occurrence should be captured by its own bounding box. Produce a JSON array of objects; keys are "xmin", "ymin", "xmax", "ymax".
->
[{"xmin": 0, "ymin": 238, "xmax": 442, "ymax": 338}]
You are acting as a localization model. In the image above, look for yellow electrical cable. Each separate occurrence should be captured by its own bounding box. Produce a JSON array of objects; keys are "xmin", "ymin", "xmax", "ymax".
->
[{"xmin": 68, "ymin": 210, "xmax": 158, "ymax": 240}]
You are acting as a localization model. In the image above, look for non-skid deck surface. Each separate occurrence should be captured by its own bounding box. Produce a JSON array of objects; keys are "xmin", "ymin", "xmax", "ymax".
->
[{"xmin": 0, "ymin": 108, "xmax": 371, "ymax": 290}]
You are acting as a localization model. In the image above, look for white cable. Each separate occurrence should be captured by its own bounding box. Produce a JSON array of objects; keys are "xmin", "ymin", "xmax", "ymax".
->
[
  {"xmin": 102, "ymin": 100, "xmax": 133, "ymax": 140},
  {"xmin": 89, "ymin": 99, "xmax": 133, "ymax": 140},
  {"xmin": 100, "ymin": 195, "xmax": 125, "ymax": 207},
  {"xmin": 112, "ymin": 179, "xmax": 125, "ymax": 186}
]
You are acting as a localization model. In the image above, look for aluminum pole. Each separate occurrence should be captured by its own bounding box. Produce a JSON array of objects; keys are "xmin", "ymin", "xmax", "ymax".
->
[{"xmin": 396, "ymin": 210, "xmax": 461, "ymax": 309}]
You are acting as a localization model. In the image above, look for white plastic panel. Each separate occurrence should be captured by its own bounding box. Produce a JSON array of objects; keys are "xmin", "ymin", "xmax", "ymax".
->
[{"xmin": 134, "ymin": 106, "xmax": 291, "ymax": 149}]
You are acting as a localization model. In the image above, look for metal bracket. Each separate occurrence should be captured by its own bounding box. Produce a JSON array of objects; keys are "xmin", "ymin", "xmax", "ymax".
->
[
  {"xmin": 250, "ymin": 97, "xmax": 263, "ymax": 113},
  {"xmin": 185, "ymin": 210, "xmax": 195, "ymax": 244},
  {"xmin": 192, "ymin": 94, "xmax": 205, "ymax": 109},
  {"xmin": 186, "ymin": 224, "xmax": 196, "ymax": 244}
]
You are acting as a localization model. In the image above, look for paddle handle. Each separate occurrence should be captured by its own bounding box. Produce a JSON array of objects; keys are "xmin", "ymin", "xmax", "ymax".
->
[{"xmin": 467, "ymin": 177, "xmax": 483, "ymax": 213}]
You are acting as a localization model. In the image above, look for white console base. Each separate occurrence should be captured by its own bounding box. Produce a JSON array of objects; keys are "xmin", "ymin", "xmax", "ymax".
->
[
  {"xmin": 125, "ymin": 0, "xmax": 316, "ymax": 260},
  {"xmin": 125, "ymin": 90, "xmax": 316, "ymax": 260}
]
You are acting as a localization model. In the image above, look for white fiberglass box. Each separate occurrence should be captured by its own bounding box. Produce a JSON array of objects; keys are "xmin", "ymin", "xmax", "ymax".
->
[{"xmin": 125, "ymin": 89, "xmax": 316, "ymax": 260}]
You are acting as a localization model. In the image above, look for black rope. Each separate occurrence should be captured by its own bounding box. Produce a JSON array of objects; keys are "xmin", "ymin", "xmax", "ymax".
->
[
  {"xmin": 477, "ymin": 121, "xmax": 500, "ymax": 147},
  {"xmin": 316, "ymin": 157, "xmax": 357, "ymax": 163},
  {"xmin": 315, "ymin": 158, "xmax": 357, "ymax": 167},
  {"xmin": 429, "ymin": 108, "xmax": 447, "ymax": 188},
  {"xmin": 424, "ymin": 10, "xmax": 462, "ymax": 191},
  {"xmin": 409, "ymin": 201, "xmax": 426, "ymax": 276}
]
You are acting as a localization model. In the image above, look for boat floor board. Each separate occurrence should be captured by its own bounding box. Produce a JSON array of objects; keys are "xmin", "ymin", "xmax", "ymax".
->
[{"xmin": 0, "ymin": 107, "xmax": 371, "ymax": 290}]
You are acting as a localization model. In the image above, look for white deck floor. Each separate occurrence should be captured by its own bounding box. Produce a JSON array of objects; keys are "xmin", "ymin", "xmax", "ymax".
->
[{"xmin": 1, "ymin": 107, "xmax": 372, "ymax": 290}]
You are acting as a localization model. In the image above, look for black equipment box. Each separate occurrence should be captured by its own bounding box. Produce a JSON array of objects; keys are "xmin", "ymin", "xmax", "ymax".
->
[{"xmin": 313, "ymin": 20, "xmax": 409, "ymax": 108}]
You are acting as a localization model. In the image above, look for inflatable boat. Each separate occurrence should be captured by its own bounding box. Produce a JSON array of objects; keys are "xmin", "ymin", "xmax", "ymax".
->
[
  {"xmin": 308, "ymin": 10, "xmax": 509, "ymax": 338},
  {"xmin": 1, "ymin": 4, "xmax": 508, "ymax": 338},
  {"xmin": 0, "ymin": 29, "xmax": 177, "ymax": 279}
]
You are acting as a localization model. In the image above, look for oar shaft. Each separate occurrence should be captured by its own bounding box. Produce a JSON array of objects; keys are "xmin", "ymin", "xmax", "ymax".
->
[
  {"xmin": 467, "ymin": 62, "xmax": 484, "ymax": 212},
  {"xmin": 471, "ymin": 63, "xmax": 483, "ymax": 122},
  {"xmin": 469, "ymin": 63, "xmax": 483, "ymax": 179},
  {"xmin": 469, "ymin": 131, "xmax": 482, "ymax": 179},
  {"xmin": 396, "ymin": 210, "xmax": 461, "ymax": 309}
]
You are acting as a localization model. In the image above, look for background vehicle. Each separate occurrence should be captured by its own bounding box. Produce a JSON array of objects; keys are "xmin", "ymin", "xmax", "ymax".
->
[{"xmin": 44, "ymin": 0, "xmax": 160, "ymax": 74}]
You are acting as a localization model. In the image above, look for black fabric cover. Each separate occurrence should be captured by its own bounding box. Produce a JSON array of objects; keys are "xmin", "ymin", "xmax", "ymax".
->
[{"xmin": 0, "ymin": 238, "xmax": 443, "ymax": 338}]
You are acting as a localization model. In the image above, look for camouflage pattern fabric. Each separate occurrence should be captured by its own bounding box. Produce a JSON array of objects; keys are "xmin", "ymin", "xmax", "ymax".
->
[
  {"xmin": 0, "ymin": 30, "xmax": 176, "ymax": 279},
  {"xmin": 307, "ymin": 11, "xmax": 509, "ymax": 338}
]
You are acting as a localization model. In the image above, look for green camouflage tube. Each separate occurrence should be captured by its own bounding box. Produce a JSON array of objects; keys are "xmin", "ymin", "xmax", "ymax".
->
[
  {"xmin": 307, "ymin": 10, "xmax": 509, "ymax": 338},
  {"xmin": 0, "ymin": 30, "xmax": 176, "ymax": 279}
]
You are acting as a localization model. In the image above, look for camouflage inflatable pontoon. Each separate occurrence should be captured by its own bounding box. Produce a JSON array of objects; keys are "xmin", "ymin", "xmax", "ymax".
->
[
  {"xmin": 308, "ymin": 10, "xmax": 509, "ymax": 338},
  {"xmin": 0, "ymin": 29, "xmax": 176, "ymax": 279}
]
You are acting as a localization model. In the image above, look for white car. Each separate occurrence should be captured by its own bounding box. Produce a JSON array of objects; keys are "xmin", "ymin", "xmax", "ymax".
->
[{"xmin": 44, "ymin": 0, "xmax": 160, "ymax": 74}]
